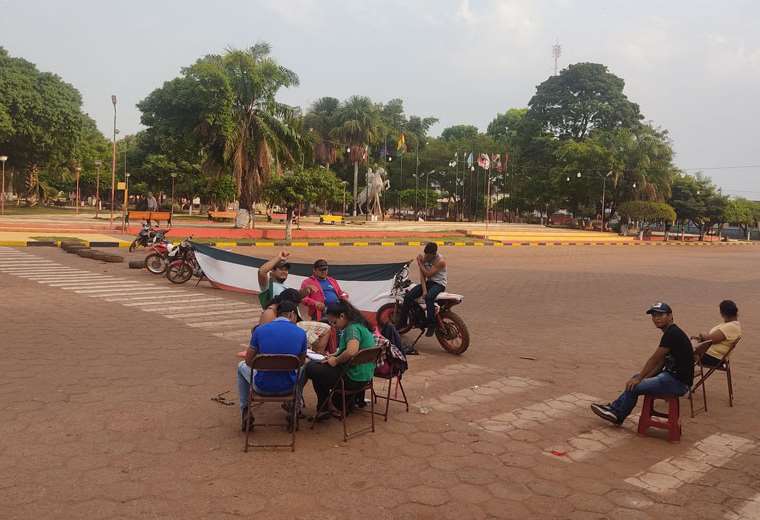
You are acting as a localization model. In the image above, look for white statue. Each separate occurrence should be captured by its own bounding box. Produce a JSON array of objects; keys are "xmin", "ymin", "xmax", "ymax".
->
[{"xmin": 356, "ymin": 167, "xmax": 390, "ymax": 218}]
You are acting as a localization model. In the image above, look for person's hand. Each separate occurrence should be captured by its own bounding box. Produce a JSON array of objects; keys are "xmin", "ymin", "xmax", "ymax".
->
[
  {"xmin": 315, "ymin": 301, "xmax": 325, "ymax": 311},
  {"xmin": 278, "ymin": 250, "xmax": 290, "ymax": 261},
  {"xmin": 324, "ymin": 356, "xmax": 338, "ymax": 367},
  {"xmin": 625, "ymin": 376, "xmax": 641, "ymax": 392}
]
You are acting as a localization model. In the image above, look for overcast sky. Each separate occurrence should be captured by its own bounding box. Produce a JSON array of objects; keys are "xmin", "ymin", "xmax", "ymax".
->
[{"xmin": 2, "ymin": 0, "xmax": 759, "ymax": 196}]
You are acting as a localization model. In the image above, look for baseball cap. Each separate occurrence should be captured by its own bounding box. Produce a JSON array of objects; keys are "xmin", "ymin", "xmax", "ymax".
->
[
  {"xmin": 645, "ymin": 302, "xmax": 672, "ymax": 315},
  {"xmin": 313, "ymin": 259, "xmax": 328, "ymax": 269}
]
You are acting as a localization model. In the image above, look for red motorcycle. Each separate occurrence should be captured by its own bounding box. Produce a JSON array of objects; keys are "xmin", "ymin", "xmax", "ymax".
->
[
  {"xmin": 144, "ymin": 233, "xmax": 178, "ymax": 275},
  {"xmin": 166, "ymin": 239, "xmax": 204, "ymax": 284}
]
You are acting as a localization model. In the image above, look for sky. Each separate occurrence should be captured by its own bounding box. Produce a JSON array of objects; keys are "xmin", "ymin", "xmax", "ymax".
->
[{"xmin": 2, "ymin": 0, "xmax": 759, "ymax": 196}]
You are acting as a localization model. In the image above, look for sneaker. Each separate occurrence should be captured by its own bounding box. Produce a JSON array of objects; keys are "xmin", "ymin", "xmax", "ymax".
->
[{"xmin": 590, "ymin": 403, "xmax": 621, "ymax": 425}]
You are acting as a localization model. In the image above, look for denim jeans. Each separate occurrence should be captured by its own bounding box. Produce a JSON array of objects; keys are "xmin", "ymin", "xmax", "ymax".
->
[
  {"xmin": 608, "ymin": 371, "xmax": 689, "ymax": 421},
  {"xmin": 400, "ymin": 282, "xmax": 446, "ymax": 326},
  {"xmin": 237, "ymin": 361, "xmax": 298, "ymax": 411}
]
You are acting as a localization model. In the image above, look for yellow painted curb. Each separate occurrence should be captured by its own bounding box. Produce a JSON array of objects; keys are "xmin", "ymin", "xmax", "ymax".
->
[
  {"xmin": 352, "ymin": 242, "xmax": 369, "ymax": 247},
  {"xmin": 407, "ymin": 241, "xmax": 422, "ymax": 247},
  {"xmin": 381, "ymin": 241, "xmax": 395, "ymax": 246},
  {"xmin": 255, "ymin": 242, "xmax": 275, "ymax": 247},
  {"xmin": 290, "ymin": 242, "xmax": 309, "ymax": 247},
  {"xmin": 214, "ymin": 241, "xmax": 237, "ymax": 248},
  {"xmin": 0, "ymin": 241, "xmax": 26, "ymax": 247},
  {"xmin": 323, "ymin": 241, "xmax": 340, "ymax": 247}
]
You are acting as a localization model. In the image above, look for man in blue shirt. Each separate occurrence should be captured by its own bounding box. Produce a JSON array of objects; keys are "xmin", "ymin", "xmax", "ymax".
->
[{"xmin": 236, "ymin": 300, "xmax": 307, "ymax": 430}]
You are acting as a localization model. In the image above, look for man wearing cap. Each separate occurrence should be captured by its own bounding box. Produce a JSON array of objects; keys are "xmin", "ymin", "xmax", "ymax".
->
[
  {"xmin": 591, "ymin": 302, "xmax": 694, "ymax": 425},
  {"xmin": 300, "ymin": 259, "xmax": 349, "ymax": 320},
  {"xmin": 257, "ymin": 250, "xmax": 291, "ymax": 307},
  {"xmin": 237, "ymin": 300, "xmax": 307, "ymax": 431}
]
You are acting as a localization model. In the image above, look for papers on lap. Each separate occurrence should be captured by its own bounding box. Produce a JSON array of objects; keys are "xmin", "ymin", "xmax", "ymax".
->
[{"xmin": 307, "ymin": 349, "xmax": 326, "ymax": 361}]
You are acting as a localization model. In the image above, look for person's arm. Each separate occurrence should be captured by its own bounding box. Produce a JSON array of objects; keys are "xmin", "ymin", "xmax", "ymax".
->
[
  {"xmin": 625, "ymin": 347, "xmax": 668, "ymax": 390},
  {"xmin": 326, "ymin": 338, "xmax": 360, "ymax": 366},
  {"xmin": 258, "ymin": 250, "xmax": 289, "ymax": 290},
  {"xmin": 245, "ymin": 330, "xmax": 259, "ymax": 368},
  {"xmin": 417, "ymin": 256, "xmax": 446, "ymax": 278},
  {"xmin": 301, "ymin": 280, "xmax": 325, "ymax": 311},
  {"xmin": 694, "ymin": 329, "xmax": 726, "ymax": 345},
  {"xmin": 331, "ymin": 278, "xmax": 349, "ymax": 300}
]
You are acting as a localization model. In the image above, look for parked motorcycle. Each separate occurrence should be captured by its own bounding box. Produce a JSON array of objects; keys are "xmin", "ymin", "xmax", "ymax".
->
[
  {"xmin": 129, "ymin": 223, "xmax": 167, "ymax": 252},
  {"xmin": 144, "ymin": 236, "xmax": 178, "ymax": 275},
  {"xmin": 166, "ymin": 239, "xmax": 204, "ymax": 284},
  {"xmin": 375, "ymin": 264, "xmax": 470, "ymax": 355}
]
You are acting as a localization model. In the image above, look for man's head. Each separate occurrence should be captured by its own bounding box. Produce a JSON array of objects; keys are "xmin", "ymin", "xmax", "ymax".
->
[
  {"xmin": 313, "ymin": 259, "xmax": 329, "ymax": 280},
  {"xmin": 719, "ymin": 300, "xmax": 738, "ymax": 320},
  {"xmin": 646, "ymin": 302, "xmax": 674, "ymax": 330},
  {"xmin": 271, "ymin": 259, "xmax": 290, "ymax": 283},
  {"xmin": 276, "ymin": 300, "xmax": 299, "ymax": 323},
  {"xmin": 423, "ymin": 242, "xmax": 438, "ymax": 262},
  {"xmin": 147, "ymin": 191, "xmax": 153, "ymax": 198}
]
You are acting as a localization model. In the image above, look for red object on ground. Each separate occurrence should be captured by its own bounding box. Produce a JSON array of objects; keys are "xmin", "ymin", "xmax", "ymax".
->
[{"xmin": 637, "ymin": 394, "xmax": 682, "ymax": 442}]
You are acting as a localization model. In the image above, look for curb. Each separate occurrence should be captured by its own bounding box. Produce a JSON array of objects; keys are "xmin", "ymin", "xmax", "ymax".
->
[{"xmin": 1, "ymin": 240, "xmax": 758, "ymax": 248}]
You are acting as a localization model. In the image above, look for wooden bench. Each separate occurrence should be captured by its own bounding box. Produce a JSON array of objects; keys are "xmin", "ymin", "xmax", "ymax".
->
[
  {"xmin": 208, "ymin": 210, "xmax": 237, "ymax": 222},
  {"xmin": 127, "ymin": 211, "xmax": 172, "ymax": 225},
  {"xmin": 270, "ymin": 212, "xmax": 288, "ymax": 223},
  {"xmin": 319, "ymin": 214, "xmax": 344, "ymax": 225}
]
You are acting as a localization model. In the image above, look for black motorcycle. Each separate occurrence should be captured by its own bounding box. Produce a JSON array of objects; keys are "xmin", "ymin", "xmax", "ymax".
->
[{"xmin": 129, "ymin": 223, "xmax": 166, "ymax": 252}]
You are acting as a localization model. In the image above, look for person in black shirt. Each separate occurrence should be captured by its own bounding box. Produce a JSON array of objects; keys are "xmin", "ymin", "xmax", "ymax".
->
[{"xmin": 591, "ymin": 302, "xmax": 694, "ymax": 424}]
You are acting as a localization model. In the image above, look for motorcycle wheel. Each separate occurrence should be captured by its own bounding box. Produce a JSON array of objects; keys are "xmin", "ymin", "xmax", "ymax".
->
[
  {"xmin": 375, "ymin": 303, "xmax": 413, "ymax": 335},
  {"xmin": 167, "ymin": 261, "xmax": 193, "ymax": 284},
  {"xmin": 435, "ymin": 310, "xmax": 470, "ymax": 355},
  {"xmin": 145, "ymin": 253, "xmax": 167, "ymax": 275},
  {"xmin": 128, "ymin": 240, "xmax": 139, "ymax": 253}
]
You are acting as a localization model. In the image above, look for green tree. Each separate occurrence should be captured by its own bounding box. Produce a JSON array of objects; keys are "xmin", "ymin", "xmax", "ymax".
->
[
  {"xmin": 723, "ymin": 198, "xmax": 759, "ymax": 240},
  {"xmin": 486, "ymin": 108, "xmax": 527, "ymax": 142},
  {"xmin": 303, "ymin": 97, "xmax": 341, "ymax": 167},
  {"xmin": 669, "ymin": 174, "xmax": 728, "ymax": 240},
  {"xmin": 263, "ymin": 168, "xmax": 343, "ymax": 239},
  {"xmin": 441, "ymin": 125, "xmax": 479, "ymax": 142},
  {"xmin": 526, "ymin": 62, "xmax": 642, "ymax": 139}
]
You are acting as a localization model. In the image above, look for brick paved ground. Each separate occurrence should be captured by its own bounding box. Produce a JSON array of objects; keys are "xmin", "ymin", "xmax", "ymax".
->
[{"xmin": 1, "ymin": 244, "xmax": 759, "ymax": 519}]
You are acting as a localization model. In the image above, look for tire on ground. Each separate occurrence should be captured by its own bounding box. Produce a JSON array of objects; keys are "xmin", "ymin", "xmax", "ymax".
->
[
  {"xmin": 128, "ymin": 260, "xmax": 146, "ymax": 269},
  {"xmin": 100, "ymin": 253, "xmax": 124, "ymax": 263},
  {"xmin": 65, "ymin": 245, "xmax": 88, "ymax": 253},
  {"xmin": 77, "ymin": 249, "xmax": 97, "ymax": 258}
]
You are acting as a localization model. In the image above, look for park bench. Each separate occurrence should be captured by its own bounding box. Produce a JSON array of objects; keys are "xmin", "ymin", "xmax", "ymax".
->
[
  {"xmin": 270, "ymin": 212, "xmax": 288, "ymax": 223},
  {"xmin": 319, "ymin": 214, "xmax": 344, "ymax": 225},
  {"xmin": 126, "ymin": 211, "xmax": 172, "ymax": 225},
  {"xmin": 208, "ymin": 210, "xmax": 237, "ymax": 222}
]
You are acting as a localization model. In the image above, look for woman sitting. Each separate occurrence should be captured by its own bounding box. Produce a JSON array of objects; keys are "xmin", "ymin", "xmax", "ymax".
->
[
  {"xmin": 693, "ymin": 300, "xmax": 742, "ymax": 367},
  {"xmin": 305, "ymin": 301, "xmax": 376, "ymax": 421}
]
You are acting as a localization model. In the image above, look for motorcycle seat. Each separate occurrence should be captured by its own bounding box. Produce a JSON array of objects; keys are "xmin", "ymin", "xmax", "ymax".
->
[{"xmin": 414, "ymin": 292, "xmax": 463, "ymax": 304}]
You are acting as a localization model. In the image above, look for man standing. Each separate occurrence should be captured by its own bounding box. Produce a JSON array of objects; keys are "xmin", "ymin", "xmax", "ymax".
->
[
  {"xmin": 591, "ymin": 302, "xmax": 694, "ymax": 424},
  {"xmin": 399, "ymin": 242, "xmax": 447, "ymax": 337},
  {"xmin": 236, "ymin": 301, "xmax": 307, "ymax": 431},
  {"xmin": 300, "ymin": 259, "xmax": 348, "ymax": 320},
  {"xmin": 257, "ymin": 250, "xmax": 291, "ymax": 307}
]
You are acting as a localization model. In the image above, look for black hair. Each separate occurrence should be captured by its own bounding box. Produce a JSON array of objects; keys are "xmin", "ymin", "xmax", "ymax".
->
[
  {"xmin": 276, "ymin": 300, "xmax": 298, "ymax": 317},
  {"xmin": 325, "ymin": 300, "xmax": 370, "ymax": 329},
  {"xmin": 424, "ymin": 242, "xmax": 438, "ymax": 255},
  {"xmin": 719, "ymin": 300, "xmax": 738, "ymax": 317},
  {"xmin": 266, "ymin": 288, "xmax": 302, "ymax": 309}
]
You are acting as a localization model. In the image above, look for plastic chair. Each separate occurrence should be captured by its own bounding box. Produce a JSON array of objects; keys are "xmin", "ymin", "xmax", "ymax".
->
[
  {"xmin": 689, "ymin": 338, "xmax": 740, "ymax": 417},
  {"xmin": 637, "ymin": 394, "xmax": 681, "ymax": 442},
  {"xmin": 243, "ymin": 354, "xmax": 303, "ymax": 452}
]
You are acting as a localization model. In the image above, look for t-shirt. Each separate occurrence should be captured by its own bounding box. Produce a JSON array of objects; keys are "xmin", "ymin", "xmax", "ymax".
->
[
  {"xmin": 257, "ymin": 279, "xmax": 287, "ymax": 307},
  {"xmin": 706, "ymin": 321, "xmax": 741, "ymax": 359},
  {"xmin": 319, "ymin": 278, "xmax": 339, "ymax": 305},
  {"xmin": 337, "ymin": 323, "xmax": 376, "ymax": 382},
  {"xmin": 659, "ymin": 324, "xmax": 694, "ymax": 387},
  {"xmin": 250, "ymin": 318, "xmax": 307, "ymax": 394}
]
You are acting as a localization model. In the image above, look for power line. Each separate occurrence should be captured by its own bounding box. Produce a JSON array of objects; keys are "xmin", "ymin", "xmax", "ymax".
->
[{"xmin": 682, "ymin": 164, "xmax": 760, "ymax": 171}]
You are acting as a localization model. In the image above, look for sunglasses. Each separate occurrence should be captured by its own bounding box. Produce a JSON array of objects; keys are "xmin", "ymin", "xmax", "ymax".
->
[{"xmin": 317, "ymin": 266, "xmax": 329, "ymax": 271}]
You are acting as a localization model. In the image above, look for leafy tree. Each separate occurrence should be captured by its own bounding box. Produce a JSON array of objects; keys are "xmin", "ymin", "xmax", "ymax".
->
[
  {"xmin": 487, "ymin": 108, "xmax": 527, "ymax": 142},
  {"xmin": 303, "ymin": 97, "xmax": 341, "ymax": 167},
  {"xmin": 723, "ymin": 198, "xmax": 759, "ymax": 240},
  {"xmin": 526, "ymin": 62, "xmax": 642, "ymax": 140},
  {"xmin": 440, "ymin": 125, "xmax": 479, "ymax": 142},
  {"xmin": 262, "ymin": 168, "xmax": 343, "ymax": 239},
  {"xmin": 617, "ymin": 201, "xmax": 676, "ymax": 223},
  {"xmin": 669, "ymin": 174, "xmax": 728, "ymax": 240}
]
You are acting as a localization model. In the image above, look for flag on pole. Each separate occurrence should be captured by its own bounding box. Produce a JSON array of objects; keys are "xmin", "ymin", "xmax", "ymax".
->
[
  {"xmin": 477, "ymin": 153, "xmax": 490, "ymax": 170},
  {"xmin": 491, "ymin": 153, "xmax": 502, "ymax": 172},
  {"xmin": 396, "ymin": 133, "xmax": 407, "ymax": 153},
  {"xmin": 466, "ymin": 152, "xmax": 473, "ymax": 168}
]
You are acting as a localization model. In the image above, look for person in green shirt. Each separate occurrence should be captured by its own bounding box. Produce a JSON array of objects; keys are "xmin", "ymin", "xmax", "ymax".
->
[
  {"xmin": 306, "ymin": 300, "xmax": 376, "ymax": 421},
  {"xmin": 257, "ymin": 250, "xmax": 291, "ymax": 308}
]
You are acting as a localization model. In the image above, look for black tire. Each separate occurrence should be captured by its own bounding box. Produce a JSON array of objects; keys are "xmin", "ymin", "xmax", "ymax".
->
[
  {"xmin": 65, "ymin": 245, "xmax": 88, "ymax": 253},
  {"xmin": 101, "ymin": 254, "xmax": 124, "ymax": 263},
  {"xmin": 376, "ymin": 303, "xmax": 413, "ymax": 335},
  {"xmin": 167, "ymin": 261, "xmax": 192, "ymax": 284},
  {"xmin": 435, "ymin": 310, "xmax": 470, "ymax": 355},
  {"xmin": 77, "ymin": 249, "xmax": 97, "ymax": 258},
  {"xmin": 128, "ymin": 260, "xmax": 145, "ymax": 269},
  {"xmin": 144, "ymin": 253, "xmax": 167, "ymax": 275}
]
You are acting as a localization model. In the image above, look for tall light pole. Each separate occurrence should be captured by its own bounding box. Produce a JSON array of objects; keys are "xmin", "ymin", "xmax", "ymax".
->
[
  {"xmin": 425, "ymin": 170, "xmax": 436, "ymax": 221},
  {"xmin": 110, "ymin": 95, "xmax": 117, "ymax": 228},
  {"xmin": 170, "ymin": 172, "xmax": 177, "ymax": 220},
  {"xmin": 600, "ymin": 171, "xmax": 612, "ymax": 232},
  {"xmin": 94, "ymin": 160, "xmax": 102, "ymax": 217},
  {"xmin": 75, "ymin": 166, "xmax": 81, "ymax": 215},
  {"xmin": 341, "ymin": 180, "xmax": 348, "ymax": 216},
  {"xmin": 0, "ymin": 155, "xmax": 7, "ymax": 216}
]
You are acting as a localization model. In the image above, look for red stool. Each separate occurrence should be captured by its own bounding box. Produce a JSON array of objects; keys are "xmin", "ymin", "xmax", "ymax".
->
[{"xmin": 637, "ymin": 394, "xmax": 681, "ymax": 442}]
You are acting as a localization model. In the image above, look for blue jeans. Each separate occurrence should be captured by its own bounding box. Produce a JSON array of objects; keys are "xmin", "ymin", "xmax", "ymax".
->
[
  {"xmin": 237, "ymin": 361, "xmax": 297, "ymax": 411},
  {"xmin": 401, "ymin": 282, "xmax": 446, "ymax": 325},
  {"xmin": 608, "ymin": 371, "xmax": 689, "ymax": 421}
]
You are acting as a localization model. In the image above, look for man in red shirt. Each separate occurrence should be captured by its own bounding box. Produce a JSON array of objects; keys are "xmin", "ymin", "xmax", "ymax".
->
[{"xmin": 300, "ymin": 259, "xmax": 349, "ymax": 320}]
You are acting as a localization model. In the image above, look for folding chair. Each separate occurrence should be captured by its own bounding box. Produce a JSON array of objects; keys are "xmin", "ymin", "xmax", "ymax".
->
[
  {"xmin": 373, "ymin": 364, "xmax": 409, "ymax": 422},
  {"xmin": 311, "ymin": 347, "xmax": 382, "ymax": 442},
  {"xmin": 689, "ymin": 337, "xmax": 740, "ymax": 418},
  {"xmin": 243, "ymin": 354, "xmax": 303, "ymax": 452}
]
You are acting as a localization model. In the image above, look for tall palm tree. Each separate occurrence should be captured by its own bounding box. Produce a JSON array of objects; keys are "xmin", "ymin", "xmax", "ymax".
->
[
  {"xmin": 331, "ymin": 96, "xmax": 380, "ymax": 215},
  {"xmin": 304, "ymin": 97, "xmax": 340, "ymax": 167}
]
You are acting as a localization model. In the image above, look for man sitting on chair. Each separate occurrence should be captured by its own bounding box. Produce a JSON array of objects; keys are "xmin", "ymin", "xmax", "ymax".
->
[
  {"xmin": 236, "ymin": 301, "xmax": 307, "ymax": 431},
  {"xmin": 591, "ymin": 302, "xmax": 694, "ymax": 425},
  {"xmin": 692, "ymin": 300, "xmax": 741, "ymax": 367}
]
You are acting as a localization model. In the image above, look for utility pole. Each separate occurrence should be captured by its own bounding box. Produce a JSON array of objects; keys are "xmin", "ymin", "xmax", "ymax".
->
[
  {"xmin": 552, "ymin": 41, "xmax": 562, "ymax": 76},
  {"xmin": 110, "ymin": 95, "xmax": 117, "ymax": 228}
]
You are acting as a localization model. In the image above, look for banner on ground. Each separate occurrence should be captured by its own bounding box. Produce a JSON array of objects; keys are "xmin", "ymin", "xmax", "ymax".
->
[{"xmin": 192, "ymin": 243, "xmax": 408, "ymax": 317}]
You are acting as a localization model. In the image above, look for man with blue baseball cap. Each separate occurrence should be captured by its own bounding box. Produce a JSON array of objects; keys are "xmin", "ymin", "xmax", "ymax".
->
[{"xmin": 591, "ymin": 302, "xmax": 694, "ymax": 424}]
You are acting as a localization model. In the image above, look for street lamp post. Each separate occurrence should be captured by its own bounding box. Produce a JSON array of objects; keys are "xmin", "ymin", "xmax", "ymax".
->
[
  {"xmin": 110, "ymin": 95, "xmax": 117, "ymax": 228},
  {"xmin": 0, "ymin": 155, "xmax": 7, "ymax": 216},
  {"xmin": 341, "ymin": 181, "xmax": 348, "ymax": 216},
  {"xmin": 94, "ymin": 160, "xmax": 102, "ymax": 218},
  {"xmin": 600, "ymin": 171, "xmax": 612, "ymax": 231},
  {"xmin": 425, "ymin": 170, "xmax": 436, "ymax": 221},
  {"xmin": 75, "ymin": 166, "xmax": 81, "ymax": 215},
  {"xmin": 170, "ymin": 172, "xmax": 178, "ymax": 220}
]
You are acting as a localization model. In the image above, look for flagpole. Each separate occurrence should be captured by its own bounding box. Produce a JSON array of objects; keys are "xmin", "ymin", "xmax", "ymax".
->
[
  {"xmin": 486, "ymin": 164, "xmax": 491, "ymax": 236},
  {"xmin": 398, "ymin": 153, "xmax": 403, "ymax": 221}
]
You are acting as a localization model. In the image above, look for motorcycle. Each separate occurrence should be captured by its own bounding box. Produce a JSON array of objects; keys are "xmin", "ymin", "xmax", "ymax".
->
[
  {"xmin": 166, "ymin": 239, "xmax": 204, "ymax": 284},
  {"xmin": 375, "ymin": 264, "xmax": 470, "ymax": 355},
  {"xmin": 129, "ymin": 222, "xmax": 167, "ymax": 252},
  {"xmin": 144, "ymin": 236, "xmax": 178, "ymax": 275}
]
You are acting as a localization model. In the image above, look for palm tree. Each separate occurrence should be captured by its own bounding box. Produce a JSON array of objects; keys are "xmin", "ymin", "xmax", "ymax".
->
[
  {"xmin": 304, "ymin": 97, "xmax": 340, "ymax": 168},
  {"xmin": 331, "ymin": 96, "xmax": 380, "ymax": 215}
]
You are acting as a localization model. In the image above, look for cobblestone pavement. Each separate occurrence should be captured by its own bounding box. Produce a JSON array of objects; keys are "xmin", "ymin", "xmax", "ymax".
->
[{"xmin": 1, "ymin": 245, "xmax": 759, "ymax": 519}]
